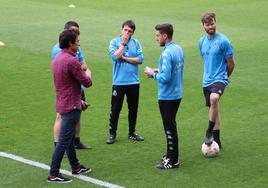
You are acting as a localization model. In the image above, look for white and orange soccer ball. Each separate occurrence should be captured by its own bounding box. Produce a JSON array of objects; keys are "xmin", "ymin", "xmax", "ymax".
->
[{"xmin": 201, "ymin": 141, "xmax": 220, "ymax": 157}]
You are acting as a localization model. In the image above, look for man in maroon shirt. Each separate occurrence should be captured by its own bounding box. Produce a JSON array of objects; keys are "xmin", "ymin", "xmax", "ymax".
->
[{"xmin": 48, "ymin": 29, "xmax": 92, "ymax": 183}]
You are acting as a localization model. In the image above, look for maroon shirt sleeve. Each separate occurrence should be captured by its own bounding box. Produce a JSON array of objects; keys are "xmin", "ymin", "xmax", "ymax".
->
[{"xmin": 69, "ymin": 58, "xmax": 92, "ymax": 88}]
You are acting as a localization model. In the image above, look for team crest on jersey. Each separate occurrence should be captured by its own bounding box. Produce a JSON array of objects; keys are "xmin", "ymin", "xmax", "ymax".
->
[
  {"xmin": 113, "ymin": 90, "xmax": 117, "ymax": 96},
  {"xmin": 214, "ymin": 40, "xmax": 219, "ymax": 46}
]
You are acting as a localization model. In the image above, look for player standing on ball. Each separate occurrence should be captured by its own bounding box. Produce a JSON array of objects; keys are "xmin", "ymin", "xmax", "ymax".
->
[{"xmin": 199, "ymin": 12, "xmax": 235, "ymax": 148}]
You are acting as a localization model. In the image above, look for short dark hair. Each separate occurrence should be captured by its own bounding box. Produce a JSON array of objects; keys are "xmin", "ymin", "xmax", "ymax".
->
[
  {"xmin": 201, "ymin": 12, "xmax": 216, "ymax": 24},
  {"xmin": 59, "ymin": 29, "xmax": 80, "ymax": 49},
  {"xmin": 155, "ymin": 23, "xmax": 173, "ymax": 38},
  {"xmin": 64, "ymin": 21, "xmax": 79, "ymax": 30},
  {"xmin": 122, "ymin": 20, "xmax": 136, "ymax": 32}
]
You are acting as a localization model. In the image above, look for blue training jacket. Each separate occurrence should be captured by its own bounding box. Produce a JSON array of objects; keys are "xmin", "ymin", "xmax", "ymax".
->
[
  {"xmin": 108, "ymin": 36, "xmax": 143, "ymax": 85},
  {"xmin": 153, "ymin": 42, "xmax": 184, "ymax": 100}
]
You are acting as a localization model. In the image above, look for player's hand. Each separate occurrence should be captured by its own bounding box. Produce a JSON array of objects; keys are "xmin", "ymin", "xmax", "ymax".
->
[
  {"xmin": 86, "ymin": 69, "xmax": 92, "ymax": 79},
  {"xmin": 81, "ymin": 62, "xmax": 88, "ymax": 71},
  {"xmin": 144, "ymin": 67, "xmax": 154, "ymax": 78},
  {"xmin": 81, "ymin": 100, "xmax": 89, "ymax": 111},
  {"xmin": 122, "ymin": 33, "xmax": 130, "ymax": 45},
  {"xmin": 152, "ymin": 68, "xmax": 159, "ymax": 72}
]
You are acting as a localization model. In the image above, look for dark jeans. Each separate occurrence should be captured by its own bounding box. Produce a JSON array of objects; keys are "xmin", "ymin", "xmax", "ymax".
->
[
  {"xmin": 50, "ymin": 110, "xmax": 81, "ymax": 176},
  {"xmin": 109, "ymin": 84, "xmax": 139, "ymax": 135},
  {"xmin": 158, "ymin": 99, "xmax": 181, "ymax": 164}
]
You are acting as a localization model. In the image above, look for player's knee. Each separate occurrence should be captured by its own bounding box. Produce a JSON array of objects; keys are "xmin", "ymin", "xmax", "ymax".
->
[{"xmin": 210, "ymin": 94, "xmax": 219, "ymax": 106}]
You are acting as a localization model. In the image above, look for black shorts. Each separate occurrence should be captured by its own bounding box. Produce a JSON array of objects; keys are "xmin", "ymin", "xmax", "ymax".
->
[
  {"xmin": 203, "ymin": 82, "xmax": 226, "ymax": 107},
  {"xmin": 81, "ymin": 90, "xmax": 86, "ymax": 101}
]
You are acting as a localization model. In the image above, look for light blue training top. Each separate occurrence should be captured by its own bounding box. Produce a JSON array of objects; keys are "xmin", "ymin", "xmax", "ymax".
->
[
  {"xmin": 51, "ymin": 42, "xmax": 85, "ymax": 62},
  {"xmin": 153, "ymin": 42, "xmax": 184, "ymax": 100},
  {"xmin": 108, "ymin": 36, "xmax": 143, "ymax": 85},
  {"xmin": 198, "ymin": 32, "xmax": 233, "ymax": 87}
]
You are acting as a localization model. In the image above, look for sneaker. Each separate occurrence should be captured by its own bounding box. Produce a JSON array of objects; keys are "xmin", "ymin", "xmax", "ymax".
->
[
  {"xmin": 128, "ymin": 132, "xmax": 144, "ymax": 141},
  {"xmin": 212, "ymin": 130, "xmax": 222, "ymax": 149},
  {"xmin": 214, "ymin": 139, "xmax": 222, "ymax": 149},
  {"xmin": 72, "ymin": 165, "xmax": 91, "ymax": 175},
  {"xmin": 106, "ymin": 134, "xmax": 116, "ymax": 144},
  {"xmin": 204, "ymin": 131, "xmax": 214, "ymax": 146},
  {"xmin": 47, "ymin": 174, "xmax": 72, "ymax": 183},
  {"xmin": 75, "ymin": 142, "xmax": 92, "ymax": 150},
  {"xmin": 155, "ymin": 158, "xmax": 180, "ymax": 170},
  {"xmin": 161, "ymin": 154, "xmax": 167, "ymax": 163}
]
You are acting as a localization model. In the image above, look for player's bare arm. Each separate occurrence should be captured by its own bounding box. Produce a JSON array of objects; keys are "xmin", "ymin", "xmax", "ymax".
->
[{"xmin": 226, "ymin": 57, "xmax": 235, "ymax": 77}]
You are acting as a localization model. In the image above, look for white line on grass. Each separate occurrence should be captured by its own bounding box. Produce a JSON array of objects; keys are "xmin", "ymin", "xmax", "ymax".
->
[{"xmin": 0, "ymin": 152, "xmax": 124, "ymax": 188}]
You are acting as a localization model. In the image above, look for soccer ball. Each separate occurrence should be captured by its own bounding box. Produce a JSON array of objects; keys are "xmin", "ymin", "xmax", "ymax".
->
[{"xmin": 201, "ymin": 141, "xmax": 220, "ymax": 157}]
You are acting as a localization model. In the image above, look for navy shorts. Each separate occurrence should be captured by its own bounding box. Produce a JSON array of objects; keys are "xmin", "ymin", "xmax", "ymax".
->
[{"xmin": 203, "ymin": 82, "xmax": 226, "ymax": 106}]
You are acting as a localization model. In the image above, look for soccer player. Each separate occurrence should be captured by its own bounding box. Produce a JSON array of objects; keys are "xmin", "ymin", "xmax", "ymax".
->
[
  {"xmin": 106, "ymin": 20, "xmax": 144, "ymax": 144},
  {"xmin": 51, "ymin": 21, "xmax": 92, "ymax": 149},
  {"xmin": 48, "ymin": 29, "xmax": 92, "ymax": 183},
  {"xmin": 144, "ymin": 23, "xmax": 184, "ymax": 169},
  {"xmin": 199, "ymin": 12, "xmax": 235, "ymax": 148}
]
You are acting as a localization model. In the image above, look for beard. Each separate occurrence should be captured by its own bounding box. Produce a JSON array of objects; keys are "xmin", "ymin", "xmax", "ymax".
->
[
  {"xmin": 205, "ymin": 28, "xmax": 216, "ymax": 36},
  {"xmin": 159, "ymin": 41, "xmax": 165, "ymax": 46}
]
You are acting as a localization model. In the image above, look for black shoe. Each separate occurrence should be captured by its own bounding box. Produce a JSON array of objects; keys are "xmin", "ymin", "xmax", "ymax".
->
[
  {"xmin": 156, "ymin": 158, "xmax": 180, "ymax": 170},
  {"xmin": 106, "ymin": 134, "xmax": 116, "ymax": 144},
  {"xmin": 128, "ymin": 132, "xmax": 144, "ymax": 141},
  {"xmin": 204, "ymin": 131, "xmax": 214, "ymax": 146},
  {"xmin": 161, "ymin": 154, "xmax": 167, "ymax": 163},
  {"xmin": 72, "ymin": 165, "xmax": 91, "ymax": 175},
  {"xmin": 213, "ymin": 130, "xmax": 222, "ymax": 149},
  {"xmin": 75, "ymin": 142, "xmax": 92, "ymax": 150},
  {"xmin": 214, "ymin": 139, "xmax": 222, "ymax": 149},
  {"xmin": 47, "ymin": 173, "xmax": 72, "ymax": 183}
]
